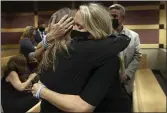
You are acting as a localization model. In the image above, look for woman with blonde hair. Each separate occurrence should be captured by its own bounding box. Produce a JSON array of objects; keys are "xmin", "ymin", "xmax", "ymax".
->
[
  {"xmin": 32, "ymin": 3, "xmax": 131, "ymax": 112},
  {"xmin": 19, "ymin": 26, "xmax": 37, "ymax": 58}
]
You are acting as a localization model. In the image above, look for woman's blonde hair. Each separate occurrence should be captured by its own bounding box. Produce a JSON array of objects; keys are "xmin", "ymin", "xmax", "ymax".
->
[
  {"xmin": 39, "ymin": 8, "xmax": 74, "ymax": 72},
  {"xmin": 20, "ymin": 26, "xmax": 36, "ymax": 40},
  {"xmin": 79, "ymin": 3, "xmax": 113, "ymax": 39}
]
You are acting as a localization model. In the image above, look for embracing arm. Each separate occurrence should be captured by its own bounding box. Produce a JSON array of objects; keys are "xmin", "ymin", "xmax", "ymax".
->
[
  {"xmin": 33, "ymin": 45, "xmax": 45, "ymax": 61},
  {"xmin": 38, "ymin": 87, "xmax": 94, "ymax": 112},
  {"xmin": 6, "ymin": 71, "xmax": 37, "ymax": 91},
  {"xmin": 32, "ymin": 57, "xmax": 119, "ymax": 112}
]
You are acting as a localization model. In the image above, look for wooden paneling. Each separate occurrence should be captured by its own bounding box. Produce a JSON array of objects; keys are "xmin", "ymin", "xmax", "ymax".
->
[
  {"xmin": 1, "ymin": 1, "xmax": 166, "ymax": 48},
  {"xmin": 133, "ymin": 29, "xmax": 159, "ymax": 44},
  {"xmin": 124, "ymin": 10, "xmax": 159, "ymax": 25},
  {"xmin": 2, "ymin": 14, "xmax": 34, "ymax": 28},
  {"xmin": 1, "ymin": 32, "xmax": 22, "ymax": 45}
]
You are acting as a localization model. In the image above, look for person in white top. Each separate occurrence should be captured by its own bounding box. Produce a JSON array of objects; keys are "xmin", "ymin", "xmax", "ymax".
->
[{"xmin": 109, "ymin": 4, "xmax": 142, "ymax": 98}]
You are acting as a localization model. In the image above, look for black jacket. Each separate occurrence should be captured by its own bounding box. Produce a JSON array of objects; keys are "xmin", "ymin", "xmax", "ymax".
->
[
  {"xmin": 40, "ymin": 34, "xmax": 131, "ymax": 112},
  {"xmin": 34, "ymin": 29, "xmax": 47, "ymax": 44},
  {"xmin": 19, "ymin": 38, "xmax": 35, "ymax": 57}
]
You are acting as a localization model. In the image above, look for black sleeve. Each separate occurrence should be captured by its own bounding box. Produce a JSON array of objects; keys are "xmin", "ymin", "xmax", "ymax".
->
[
  {"xmin": 20, "ymin": 39, "xmax": 35, "ymax": 57},
  {"xmin": 34, "ymin": 31, "xmax": 42, "ymax": 44},
  {"xmin": 80, "ymin": 57, "xmax": 120, "ymax": 106}
]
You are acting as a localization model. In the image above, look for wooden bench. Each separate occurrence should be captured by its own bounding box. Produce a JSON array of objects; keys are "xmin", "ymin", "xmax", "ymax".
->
[
  {"xmin": 133, "ymin": 54, "xmax": 166, "ymax": 112},
  {"xmin": 1, "ymin": 49, "xmax": 19, "ymax": 58},
  {"xmin": 27, "ymin": 101, "xmax": 41, "ymax": 113}
]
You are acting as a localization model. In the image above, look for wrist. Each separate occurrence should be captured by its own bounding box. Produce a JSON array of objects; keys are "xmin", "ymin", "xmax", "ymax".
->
[
  {"xmin": 46, "ymin": 33, "xmax": 56, "ymax": 43},
  {"xmin": 35, "ymin": 85, "xmax": 46, "ymax": 99},
  {"xmin": 46, "ymin": 34, "xmax": 51, "ymax": 43},
  {"xmin": 42, "ymin": 36, "xmax": 49, "ymax": 49},
  {"xmin": 39, "ymin": 86, "xmax": 47, "ymax": 99}
]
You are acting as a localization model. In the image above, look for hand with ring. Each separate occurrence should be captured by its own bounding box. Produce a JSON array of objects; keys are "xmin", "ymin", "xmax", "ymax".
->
[{"xmin": 46, "ymin": 15, "xmax": 74, "ymax": 43}]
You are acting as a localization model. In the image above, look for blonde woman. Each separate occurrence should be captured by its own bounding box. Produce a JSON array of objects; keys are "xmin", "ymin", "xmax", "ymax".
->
[
  {"xmin": 19, "ymin": 26, "xmax": 37, "ymax": 58},
  {"xmin": 32, "ymin": 4, "xmax": 131, "ymax": 112}
]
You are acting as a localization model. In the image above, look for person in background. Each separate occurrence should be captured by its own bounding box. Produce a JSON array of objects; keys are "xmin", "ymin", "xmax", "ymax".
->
[
  {"xmin": 1, "ymin": 54, "xmax": 39, "ymax": 113},
  {"xmin": 31, "ymin": 4, "xmax": 132, "ymax": 112},
  {"xmin": 34, "ymin": 23, "xmax": 47, "ymax": 44},
  {"xmin": 19, "ymin": 26, "xmax": 37, "ymax": 58},
  {"xmin": 109, "ymin": 4, "xmax": 142, "ymax": 100}
]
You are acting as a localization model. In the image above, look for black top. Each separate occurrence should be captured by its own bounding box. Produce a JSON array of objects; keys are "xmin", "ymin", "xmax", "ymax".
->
[
  {"xmin": 19, "ymin": 38, "xmax": 35, "ymax": 57},
  {"xmin": 40, "ymin": 34, "xmax": 131, "ymax": 112},
  {"xmin": 34, "ymin": 30, "xmax": 47, "ymax": 44},
  {"xmin": 1, "ymin": 67, "xmax": 39, "ymax": 112}
]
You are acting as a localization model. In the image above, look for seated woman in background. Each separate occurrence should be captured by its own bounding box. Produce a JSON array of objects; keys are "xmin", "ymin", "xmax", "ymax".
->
[
  {"xmin": 19, "ymin": 26, "xmax": 37, "ymax": 58},
  {"xmin": 19, "ymin": 26, "xmax": 39, "ymax": 72},
  {"xmin": 1, "ymin": 54, "xmax": 39, "ymax": 113},
  {"xmin": 31, "ymin": 4, "xmax": 131, "ymax": 112}
]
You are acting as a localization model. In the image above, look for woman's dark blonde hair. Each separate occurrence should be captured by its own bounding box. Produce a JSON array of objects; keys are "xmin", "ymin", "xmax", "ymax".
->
[
  {"xmin": 39, "ymin": 8, "xmax": 75, "ymax": 72},
  {"xmin": 20, "ymin": 26, "xmax": 36, "ymax": 40}
]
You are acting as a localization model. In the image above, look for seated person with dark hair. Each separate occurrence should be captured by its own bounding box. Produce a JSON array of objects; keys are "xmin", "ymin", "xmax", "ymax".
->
[{"xmin": 1, "ymin": 54, "xmax": 39, "ymax": 113}]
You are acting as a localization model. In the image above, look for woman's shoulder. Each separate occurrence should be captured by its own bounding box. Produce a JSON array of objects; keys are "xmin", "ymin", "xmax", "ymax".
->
[
  {"xmin": 72, "ymin": 34, "xmax": 130, "ymax": 52},
  {"xmin": 68, "ymin": 34, "xmax": 130, "ymax": 65},
  {"xmin": 3, "ymin": 69, "xmax": 16, "ymax": 77},
  {"xmin": 20, "ymin": 38, "xmax": 31, "ymax": 44}
]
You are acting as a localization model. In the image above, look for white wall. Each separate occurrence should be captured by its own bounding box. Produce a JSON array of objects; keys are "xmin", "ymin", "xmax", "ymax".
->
[{"xmin": 141, "ymin": 48, "xmax": 167, "ymax": 80}]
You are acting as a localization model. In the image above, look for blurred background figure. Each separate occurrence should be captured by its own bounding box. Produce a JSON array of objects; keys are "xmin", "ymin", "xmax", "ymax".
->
[
  {"xmin": 19, "ymin": 26, "xmax": 37, "ymax": 58},
  {"xmin": 109, "ymin": 4, "xmax": 141, "ymax": 99},
  {"xmin": 1, "ymin": 54, "xmax": 39, "ymax": 113},
  {"xmin": 34, "ymin": 22, "xmax": 47, "ymax": 44}
]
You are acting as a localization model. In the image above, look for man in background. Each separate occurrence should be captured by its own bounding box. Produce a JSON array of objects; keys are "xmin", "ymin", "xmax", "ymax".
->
[
  {"xmin": 34, "ymin": 23, "xmax": 47, "ymax": 44},
  {"xmin": 109, "ymin": 4, "xmax": 142, "ymax": 99}
]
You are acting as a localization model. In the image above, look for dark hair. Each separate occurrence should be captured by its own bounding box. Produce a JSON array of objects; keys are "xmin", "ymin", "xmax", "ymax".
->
[{"xmin": 4, "ymin": 54, "xmax": 30, "ymax": 79}]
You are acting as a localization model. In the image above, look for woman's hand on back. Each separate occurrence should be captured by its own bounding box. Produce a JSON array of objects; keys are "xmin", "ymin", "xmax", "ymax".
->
[{"xmin": 47, "ymin": 15, "xmax": 74, "ymax": 43}]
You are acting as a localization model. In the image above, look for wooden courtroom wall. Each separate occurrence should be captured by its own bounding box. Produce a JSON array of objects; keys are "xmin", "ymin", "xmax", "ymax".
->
[
  {"xmin": 1, "ymin": 1, "xmax": 166, "ymax": 48},
  {"xmin": 1, "ymin": 1, "xmax": 167, "ymax": 66},
  {"xmin": 1, "ymin": 1, "xmax": 73, "ymax": 47}
]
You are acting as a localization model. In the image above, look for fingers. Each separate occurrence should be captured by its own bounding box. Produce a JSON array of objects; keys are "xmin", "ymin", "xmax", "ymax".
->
[
  {"xmin": 51, "ymin": 17, "xmax": 56, "ymax": 25},
  {"xmin": 31, "ymin": 85, "xmax": 36, "ymax": 97},
  {"xmin": 64, "ymin": 20, "xmax": 74, "ymax": 30},
  {"xmin": 58, "ymin": 15, "xmax": 69, "ymax": 25},
  {"xmin": 63, "ymin": 25, "xmax": 73, "ymax": 36},
  {"xmin": 25, "ymin": 88, "xmax": 32, "ymax": 91},
  {"xmin": 121, "ymin": 75, "xmax": 128, "ymax": 81},
  {"xmin": 61, "ymin": 17, "xmax": 73, "ymax": 27},
  {"xmin": 48, "ymin": 14, "xmax": 74, "ymax": 40},
  {"xmin": 65, "ymin": 25, "xmax": 73, "ymax": 33},
  {"xmin": 32, "ymin": 90, "xmax": 36, "ymax": 97}
]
